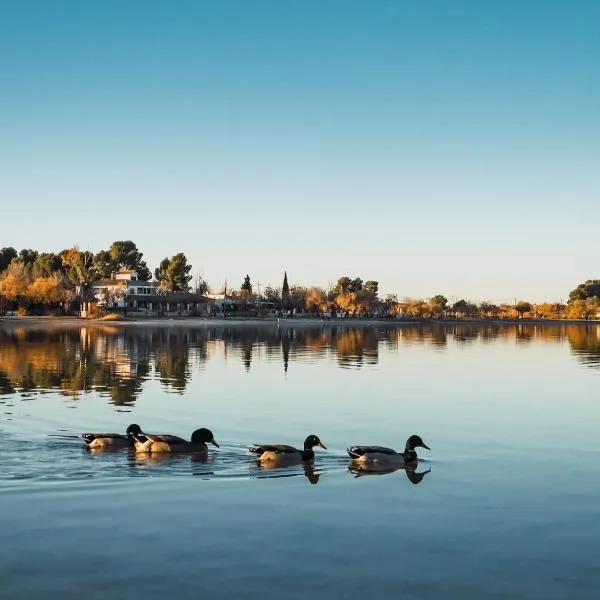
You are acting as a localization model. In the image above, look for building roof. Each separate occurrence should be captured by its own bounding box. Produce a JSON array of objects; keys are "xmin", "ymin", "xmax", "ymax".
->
[
  {"xmin": 91, "ymin": 279, "xmax": 157, "ymax": 287},
  {"xmin": 130, "ymin": 292, "xmax": 208, "ymax": 303},
  {"xmin": 91, "ymin": 279, "xmax": 127, "ymax": 287}
]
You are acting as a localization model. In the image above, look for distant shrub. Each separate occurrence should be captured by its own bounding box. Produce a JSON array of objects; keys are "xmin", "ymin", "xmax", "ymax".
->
[
  {"xmin": 99, "ymin": 312, "xmax": 123, "ymax": 321},
  {"xmin": 85, "ymin": 303, "xmax": 104, "ymax": 319}
]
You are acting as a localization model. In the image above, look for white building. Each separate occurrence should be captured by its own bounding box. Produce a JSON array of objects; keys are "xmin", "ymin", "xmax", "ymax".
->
[{"xmin": 91, "ymin": 270, "xmax": 159, "ymax": 309}]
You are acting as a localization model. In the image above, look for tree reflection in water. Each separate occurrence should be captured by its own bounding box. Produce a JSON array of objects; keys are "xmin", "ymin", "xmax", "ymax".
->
[{"xmin": 0, "ymin": 323, "xmax": 599, "ymax": 405}]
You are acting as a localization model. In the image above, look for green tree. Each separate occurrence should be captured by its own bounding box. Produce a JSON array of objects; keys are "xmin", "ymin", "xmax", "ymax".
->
[
  {"xmin": 452, "ymin": 299, "xmax": 468, "ymax": 313},
  {"xmin": 335, "ymin": 276, "xmax": 364, "ymax": 295},
  {"xmin": 281, "ymin": 271, "xmax": 290, "ymax": 306},
  {"xmin": 429, "ymin": 294, "xmax": 448, "ymax": 317},
  {"xmin": 363, "ymin": 281, "xmax": 379, "ymax": 299},
  {"xmin": 334, "ymin": 276, "xmax": 352, "ymax": 295},
  {"xmin": 241, "ymin": 274, "xmax": 252, "ymax": 293},
  {"xmin": 452, "ymin": 299, "xmax": 478, "ymax": 318},
  {"xmin": 61, "ymin": 247, "xmax": 98, "ymax": 302},
  {"xmin": 154, "ymin": 253, "xmax": 193, "ymax": 292},
  {"xmin": 569, "ymin": 280, "xmax": 600, "ymax": 302},
  {"xmin": 515, "ymin": 301, "xmax": 532, "ymax": 318},
  {"xmin": 91, "ymin": 249, "xmax": 114, "ymax": 279},
  {"xmin": 19, "ymin": 249, "xmax": 39, "ymax": 265},
  {"xmin": 108, "ymin": 240, "xmax": 151, "ymax": 280},
  {"xmin": 0, "ymin": 247, "xmax": 17, "ymax": 273},
  {"xmin": 264, "ymin": 285, "xmax": 281, "ymax": 303},
  {"xmin": 31, "ymin": 253, "xmax": 62, "ymax": 279},
  {"xmin": 349, "ymin": 278, "xmax": 363, "ymax": 293}
]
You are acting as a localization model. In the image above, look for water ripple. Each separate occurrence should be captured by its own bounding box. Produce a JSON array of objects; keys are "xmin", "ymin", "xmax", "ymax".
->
[{"xmin": 0, "ymin": 433, "xmax": 430, "ymax": 487}]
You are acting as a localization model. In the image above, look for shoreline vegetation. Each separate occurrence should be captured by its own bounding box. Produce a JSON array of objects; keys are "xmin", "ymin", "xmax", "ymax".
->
[
  {"xmin": 1, "ymin": 314, "xmax": 598, "ymax": 329},
  {"xmin": 2, "ymin": 240, "xmax": 600, "ymax": 322}
]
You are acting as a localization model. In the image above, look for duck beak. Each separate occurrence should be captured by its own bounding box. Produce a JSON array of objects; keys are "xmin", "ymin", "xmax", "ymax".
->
[
  {"xmin": 318, "ymin": 442, "xmax": 327, "ymax": 450},
  {"xmin": 421, "ymin": 443, "xmax": 431, "ymax": 451},
  {"xmin": 210, "ymin": 439, "xmax": 220, "ymax": 448}
]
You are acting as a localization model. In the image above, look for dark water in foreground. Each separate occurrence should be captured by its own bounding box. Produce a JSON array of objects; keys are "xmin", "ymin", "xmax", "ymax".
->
[{"xmin": 0, "ymin": 321, "xmax": 599, "ymax": 599}]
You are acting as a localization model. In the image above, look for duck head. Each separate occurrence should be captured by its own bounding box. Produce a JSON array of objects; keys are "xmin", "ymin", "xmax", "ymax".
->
[
  {"xmin": 405, "ymin": 435, "xmax": 430, "ymax": 453},
  {"xmin": 304, "ymin": 434, "xmax": 327, "ymax": 451},
  {"xmin": 191, "ymin": 428, "xmax": 219, "ymax": 447},
  {"xmin": 126, "ymin": 424, "xmax": 143, "ymax": 437}
]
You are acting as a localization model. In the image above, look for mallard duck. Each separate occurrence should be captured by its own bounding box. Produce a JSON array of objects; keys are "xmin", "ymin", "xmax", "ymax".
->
[
  {"xmin": 81, "ymin": 423, "xmax": 142, "ymax": 449},
  {"xmin": 347, "ymin": 434, "xmax": 430, "ymax": 464},
  {"xmin": 249, "ymin": 434, "xmax": 327, "ymax": 463},
  {"xmin": 131, "ymin": 427, "xmax": 219, "ymax": 453}
]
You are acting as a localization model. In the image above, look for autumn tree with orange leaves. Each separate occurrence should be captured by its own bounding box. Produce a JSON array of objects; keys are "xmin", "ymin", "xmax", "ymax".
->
[
  {"xmin": 28, "ymin": 275, "xmax": 68, "ymax": 305},
  {"xmin": 0, "ymin": 261, "xmax": 29, "ymax": 306},
  {"xmin": 305, "ymin": 287, "xmax": 328, "ymax": 314}
]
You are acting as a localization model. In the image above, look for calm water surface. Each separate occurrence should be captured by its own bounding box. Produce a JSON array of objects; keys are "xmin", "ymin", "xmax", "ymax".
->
[{"xmin": 1, "ymin": 321, "xmax": 599, "ymax": 599}]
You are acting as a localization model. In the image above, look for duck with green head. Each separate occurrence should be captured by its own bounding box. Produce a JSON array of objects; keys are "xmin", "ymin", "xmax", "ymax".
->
[
  {"xmin": 81, "ymin": 424, "xmax": 142, "ymax": 450},
  {"xmin": 347, "ymin": 434, "xmax": 430, "ymax": 464},
  {"xmin": 249, "ymin": 434, "xmax": 327, "ymax": 463},
  {"xmin": 131, "ymin": 427, "xmax": 219, "ymax": 453}
]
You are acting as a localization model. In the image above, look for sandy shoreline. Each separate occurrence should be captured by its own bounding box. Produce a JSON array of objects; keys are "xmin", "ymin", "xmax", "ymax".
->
[{"xmin": 0, "ymin": 315, "xmax": 596, "ymax": 329}]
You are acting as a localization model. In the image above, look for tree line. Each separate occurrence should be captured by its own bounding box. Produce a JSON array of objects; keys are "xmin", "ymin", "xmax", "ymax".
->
[
  {"xmin": 227, "ymin": 274, "xmax": 600, "ymax": 321},
  {"xmin": 1, "ymin": 241, "xmax": 600, "ymax": 320},
  {"xmin": 0, "ymin": 241, "xmax": 196, "ymax": 314}
]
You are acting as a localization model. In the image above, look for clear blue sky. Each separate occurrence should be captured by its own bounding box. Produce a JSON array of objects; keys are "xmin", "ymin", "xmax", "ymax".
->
[{"xmin": 1, "ymin": 0, "xmax": 598, "ymax": 303}]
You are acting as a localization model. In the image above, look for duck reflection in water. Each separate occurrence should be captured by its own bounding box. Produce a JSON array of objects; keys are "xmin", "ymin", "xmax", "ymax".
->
[
  {"xmin": 130, "ymin": 448, "xmax": 214, "ymax": 470},
  {"xmin": 86, "ymin": 445, "xmax": 129, "ymax": 455},
  {"xmin": 348, "ymin": 461, "xmax": 431, "ymax": 485},
  {"xmin": 253, "ymin": 460, "xmax": 321, "ymax": 485}
]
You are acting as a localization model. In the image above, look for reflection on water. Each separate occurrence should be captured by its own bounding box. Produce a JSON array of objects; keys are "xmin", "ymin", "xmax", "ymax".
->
[
  {"xmin": 253, "ymin": 461, "xmax": 323, "ymax": 485},
  {"xmin": 2, "ymin": 322, "xmax": 600, "ymax": 405},
  {"xmin": 2, "ymin": 321, "xmax": 600, "ymax": 600},
  {"xmin": 348, "ymin": 461, "xmax": 432, "ymax": 485}
]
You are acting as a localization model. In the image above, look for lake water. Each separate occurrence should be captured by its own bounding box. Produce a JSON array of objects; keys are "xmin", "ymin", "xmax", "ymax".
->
[{"xmin": 1, "ymin": 320, "xmax": 599, "ymax": 599}]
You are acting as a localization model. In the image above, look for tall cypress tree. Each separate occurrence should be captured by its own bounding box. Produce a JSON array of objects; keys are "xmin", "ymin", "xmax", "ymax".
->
[{"xmin": 282, "ymin": 271, "xmax": 290, "ymax": 307}]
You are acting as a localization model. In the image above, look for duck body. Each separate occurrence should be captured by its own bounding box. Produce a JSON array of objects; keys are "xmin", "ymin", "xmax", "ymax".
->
[
  {"xmin": 132, "ymin": 428, "xmax": 219, "ymax": 454},
  {"xmin": 249, "ymin": 434, "xmax": 326, "ymax": 463},
  {"xmin": 347, "ymin": 435, "xmax": 430, "ymax": 465},
  {"xmin": 81, "ymin": 424, "xmax": 142, "ymax": 450},
  {"xmin": 347, "ymin": 445, "xmax": 407, "ymax": 464}
]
